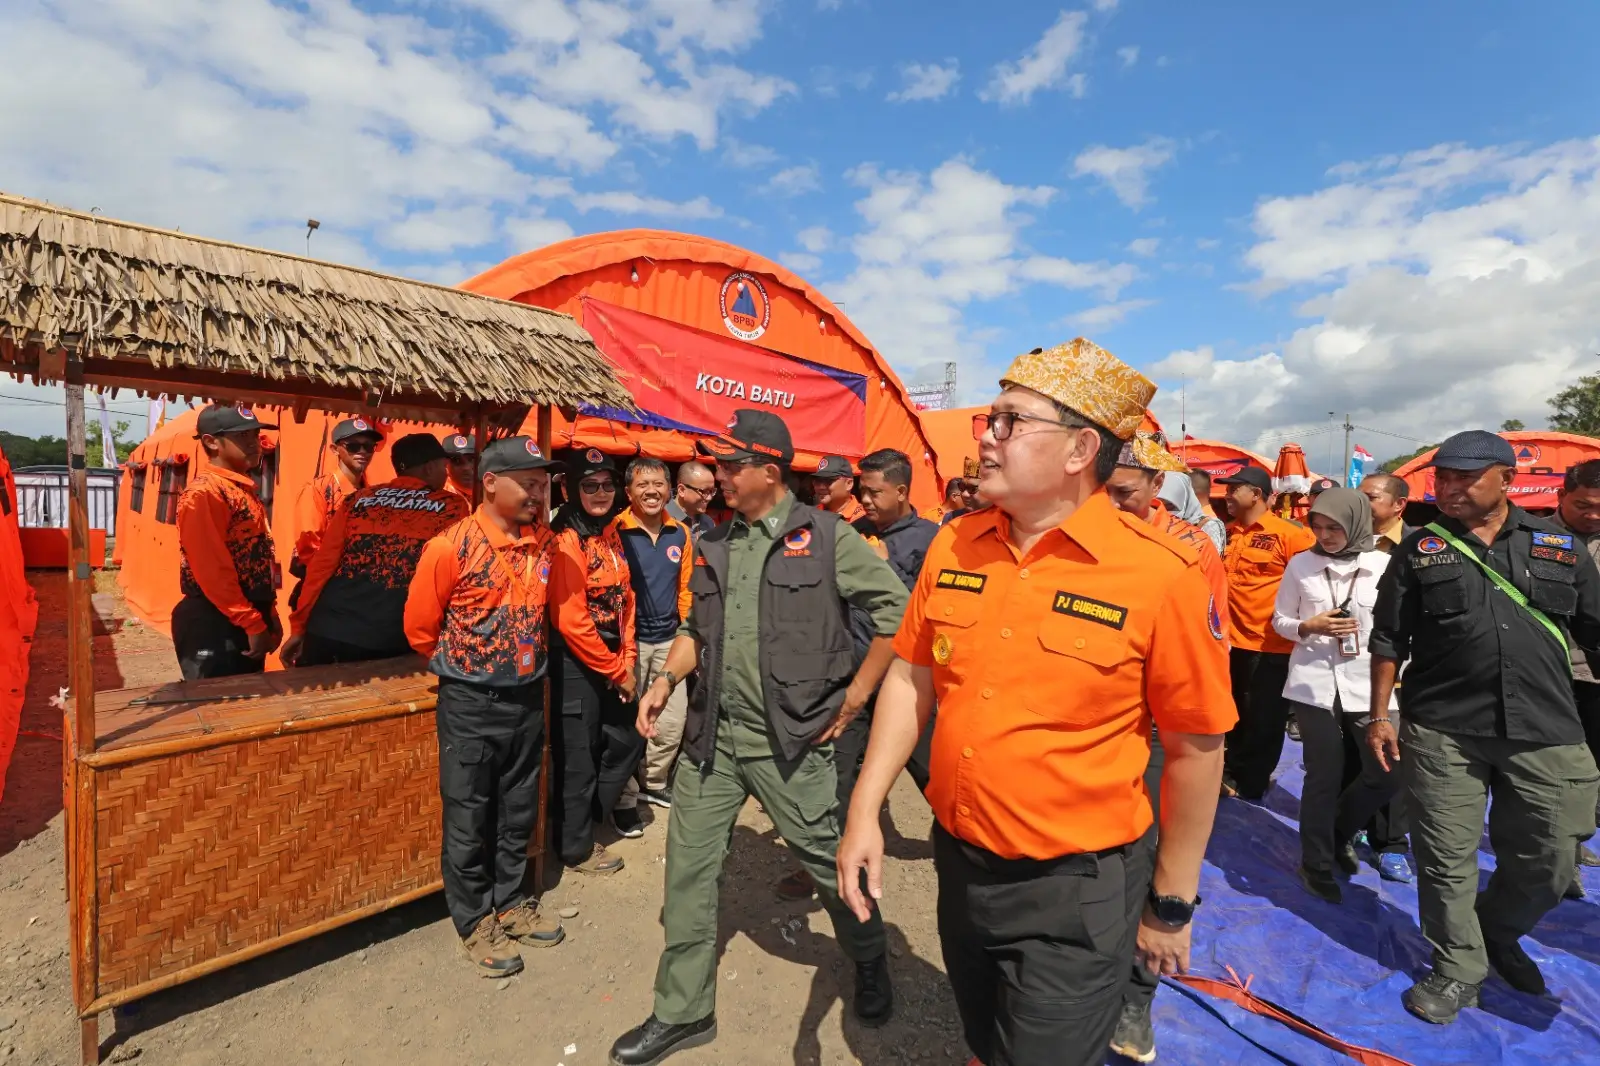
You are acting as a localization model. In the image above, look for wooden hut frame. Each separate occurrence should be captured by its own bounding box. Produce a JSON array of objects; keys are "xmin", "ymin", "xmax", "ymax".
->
[{"xmin": 0, "ymin": 193, "xmax": 629, "ymax": 1064}]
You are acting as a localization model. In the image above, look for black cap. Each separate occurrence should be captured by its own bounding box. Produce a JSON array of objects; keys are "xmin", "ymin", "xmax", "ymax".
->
[
  {"xmin": 1217, "ymin": 466, "xmax": 1272, "ymax": 494},
  {"xmin": 332, "ymin": 417, "xmax": 381, "ymax": 444},
  {"xmin": 1427, "ymin": 430, "xmax": 1517, "ymax": 471},
  {"xmin": 698, "ymin": 410, "xmax": 794, "ymax": 465},
  {"xmin": 1309, "ymin": 477, "xmax": 1339, "ymax": 496},
  {"xmin": 195, "ymin": 404, "xmax": 277, "ymax": 438},
  {"xmin": 568, "ymin": 446, "xmax": 618, "ymax": 481},
  {"xmin": 479, "ymin": 436, "xmax": 563, "ymax": 476},
  {"xmin": 390, "ymin": 433, "xmax": 446, "ymax": 471},
  {"xmin": 440, "ymin": 434, "xmax": 476, "ymax": 457},
  {"xmin": 814, "ymin": 455, "xmax": 854, "ymax": 480}
]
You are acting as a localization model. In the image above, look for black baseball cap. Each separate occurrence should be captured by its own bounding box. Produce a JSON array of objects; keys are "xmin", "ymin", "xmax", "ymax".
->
[
  {"xmin": 1309, "ymin": 477, "xmax": 1339, "ymax": 496},
  {"xmin": 814, "ymin": 455, "xmax": 854, "ymax": 480},
  {"xmin": 440, "ymin": 434, "xmax": 476, "ymax": 458},
  {"xmin": 699, "ymin": 409, "xmax": 794, "ymax": 465},
  {"xmin": 195, "ymin": 404, "xmax": 277, "ymax": 438},
  {"xmin": 390, "ymin": 433, "xmax": 446, "ymax": 471},
  {"xmin": 479, "ymin": 436, "xmax": 563, "ymax": 476},
  {"xmin": 332, "ymin": 417, "xmax": 381, "ymax": 444},
  {"xmin": 1217, "ymin": 466, "xmax": 1272, "ymax": 494},
  {"xmin": 568, "ymin": 446, "xmax": 618, "ymax": 481},
  {"xmin": 1427, "ymin": 430, "xmax": 1517, "ymax": 471}
]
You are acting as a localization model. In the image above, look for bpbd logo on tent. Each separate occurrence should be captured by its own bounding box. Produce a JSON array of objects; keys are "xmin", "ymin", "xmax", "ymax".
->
[{"xmin": 720, "ymin": 271, "xmax": 771, "ymax": 342}]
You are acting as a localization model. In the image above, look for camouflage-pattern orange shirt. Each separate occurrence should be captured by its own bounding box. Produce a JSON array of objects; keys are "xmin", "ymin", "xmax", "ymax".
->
[
  {"xmin": 405, "ymin": 510, "xmax": 556, "ymax": 687},
  {"xmin": 292, "ymin": 466, "xmax": 363, "ymax": 576},
  {"xmin": 176, "ymin": 467, "xmax": 279, "ymax": 636},
  {"xmin": 292, "ymin": 477, "xmax": 470, "ymax": 651},
  {"xmin": 552, "ymin": 525, "xmax": 637, "ymax": 686}
]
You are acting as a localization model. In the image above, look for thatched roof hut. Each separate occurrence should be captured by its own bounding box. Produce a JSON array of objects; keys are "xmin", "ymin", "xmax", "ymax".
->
[{"xmin": 0, "ymin": 192, "xmax": 630, "ymax": 423}]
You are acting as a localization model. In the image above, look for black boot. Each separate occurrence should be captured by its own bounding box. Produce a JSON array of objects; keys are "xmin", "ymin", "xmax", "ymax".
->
[
  {"xmin": 854, "ymin": 955, "xmax": 894, "ymax": 1026},
  {"xmin": 1297, "ymin": 864, "xmax": 1342, "ymax": 904},
  {"xmin": 609, "ymin": 1014, "xmax": 717, "ymax": 1066},
  {"xmin": 1485, "ymin": 938, "xmax": 1547, "ymax": 996},
  {"xmin": 1402, "ymin": 970, "xmax": 1480, "ymax": 1025}
]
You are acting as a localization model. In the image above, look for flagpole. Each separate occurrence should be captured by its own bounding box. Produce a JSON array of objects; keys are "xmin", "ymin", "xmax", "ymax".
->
[{"xmin": 1342, "ymin": 413, "xmax": 1352, "ymax": 486}]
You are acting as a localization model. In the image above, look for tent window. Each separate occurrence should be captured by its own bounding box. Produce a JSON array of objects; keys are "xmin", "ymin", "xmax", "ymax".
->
[
  {"xmin": 253, "ymin": 448, "xmax": 280, "ymax": 522},
  {"xmin": 128, "ymin": 465, "xmax": 147, "ymax": 514},
  {"xmin": 156, "ymin": 461, "xmax": 189, "ymax": 525}
]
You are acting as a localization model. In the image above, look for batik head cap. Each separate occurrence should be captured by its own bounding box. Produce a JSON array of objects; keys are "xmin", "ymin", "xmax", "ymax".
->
[
  {"xmin": 1117, "ymin": 430, "xmax": 1188, "ymax": 473},
  {"xmin": 999, "ymin": 338, "xmax": 1156, "ymax": 441}
]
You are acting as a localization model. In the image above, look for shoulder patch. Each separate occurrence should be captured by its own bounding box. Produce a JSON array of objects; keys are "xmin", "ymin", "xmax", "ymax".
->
[
  {"xmin": 1415, "ymin": 535, "xmax": 1447, "ymax": 555},
  {"xmin": 1052, "ymin": 591, "xmax": 1128, "ymax": 630},
  {"xmin": 936, "ymin": 569, "xmax": 986, "ymax": 594},
  {"xmin": 1533, "ymin": 531, "xmax": 1574, "ymax": 550}
]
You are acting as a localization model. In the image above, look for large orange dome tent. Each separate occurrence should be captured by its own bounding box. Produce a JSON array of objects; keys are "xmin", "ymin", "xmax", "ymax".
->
[
  {"xmin": 1172, "ymin": 439, "xmax": 1276, "ymax": 498},
  {"xmin": 461, "ymin": 229, "xmax": 944, "ymax": 511},
  {"xmin": 1392, "ymin": 430, "xmax": 1600, "ymax": 511}
]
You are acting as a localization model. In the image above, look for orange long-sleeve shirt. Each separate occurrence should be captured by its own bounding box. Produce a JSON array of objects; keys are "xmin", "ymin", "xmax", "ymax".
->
[
  {"xmin": 292, "ymin": 466, "xmax": 362, "ymax": 575},
  {"xmin": 176, "ymin": 467, "xmax": 279, "ymax": 636},
  {"xmin": 1149, "ymin": 499, "xmax": 1230, "ymax": 641},
  {"xmin": 551, "ymin": 525, "xmax": 637, "ymax": 686}
]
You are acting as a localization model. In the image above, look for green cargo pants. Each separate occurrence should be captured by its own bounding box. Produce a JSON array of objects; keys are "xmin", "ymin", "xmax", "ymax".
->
[
  {"xmin": 652, "ymin": 729, "xmax": 887, "ymax": 1024},
  {"xmin": 1404, "ymin": 719, "xmax": 1600, "ymax": 985}
]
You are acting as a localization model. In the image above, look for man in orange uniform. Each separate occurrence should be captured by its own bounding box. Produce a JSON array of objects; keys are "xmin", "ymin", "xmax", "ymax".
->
[
  {"xmin": 290, "ymin": 418, "xmax": 380, "ymax": 600},
  {"xmin": 440, "ymin": 433, "xmax": 478, "ymax": 501},
  {"xmin": 281, "ymin": 434, "xmax": 468, "ymax": 667},
  {"xmin": 1217, "ymin": 466, "xmax": 1317, "ymax": 800},
  {"xmin": 838, "ymin": 339, "xmax": 1236, "ymax": 1066},
  {"xmin": 812, "ymin": 454, "xmax": 870, "ymax": 530},
  {"xmin": 173, "ymin": 405, "xmax": 283, "ymax": 680},
  {"xmin": 404, "ymin": 436, "xmax": 567, "ymax": 977}
]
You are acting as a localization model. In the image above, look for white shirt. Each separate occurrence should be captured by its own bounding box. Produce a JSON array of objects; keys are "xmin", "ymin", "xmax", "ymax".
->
[{"xmin": 1272, "ymin": 549, "xmax": 1397, "ymax": 714}]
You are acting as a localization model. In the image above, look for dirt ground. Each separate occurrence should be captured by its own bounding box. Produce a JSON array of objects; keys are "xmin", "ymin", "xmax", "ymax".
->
[{"xmin": 0, "ymin": 571, "xmax": 970, "ymax": 1066}]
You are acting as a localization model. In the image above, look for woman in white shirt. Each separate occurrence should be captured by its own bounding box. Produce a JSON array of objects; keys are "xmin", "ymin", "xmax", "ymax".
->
[{"xmin": 1273, "ymin": 488, "xmax": 1405, "ymax": 903}]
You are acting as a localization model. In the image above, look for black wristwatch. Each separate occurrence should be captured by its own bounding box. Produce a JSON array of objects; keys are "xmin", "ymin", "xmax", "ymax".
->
[
  {"xmin": 1146, "ymin": 888, "xmax": 1201, "ymax": 928},
  {"xmin": 660, "ymin": 670, "xmax": 679, "ymax": 690}
]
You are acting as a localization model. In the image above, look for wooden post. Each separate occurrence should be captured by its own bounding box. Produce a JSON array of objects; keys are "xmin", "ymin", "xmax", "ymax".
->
[
  {"xmin": 534, "ymin": 405, "xmax": 554, "ymax": 889},
  {"xmin": 64, "ymin": 362, "xmax": 100, "ymax": 1064}
]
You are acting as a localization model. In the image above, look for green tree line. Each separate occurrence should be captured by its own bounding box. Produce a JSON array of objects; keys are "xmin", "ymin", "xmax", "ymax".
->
[{"xmin": 0, "ymin": 419, "xmax": 137, "ymax": 468}]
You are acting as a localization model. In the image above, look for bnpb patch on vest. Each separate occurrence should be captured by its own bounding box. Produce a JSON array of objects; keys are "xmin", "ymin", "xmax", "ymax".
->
[
  {"xmin": 1052, "ymin": 591, "xmax": 1128, "ymax": 631},
  {"xmin": 935, "ymin": 569, "xmax": 986, "ymax": 594}
]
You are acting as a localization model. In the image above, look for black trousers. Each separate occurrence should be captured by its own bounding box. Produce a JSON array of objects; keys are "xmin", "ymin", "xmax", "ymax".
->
[
  {"xmin": 1224, "ymin": 649, "xmax": 1292, "ymax": 798},
  {"xmin": 1294, "ymin": 700, "xmax": 1408, "ymax": 872},
  {"xmin": 552, "ymin": 648, "xmax": 644, "ymax": 865},
  {"xmin": 1123, "ymin": 728, "xmax": 1165, "ymax": 1010},
  {"xmin": 437, "ymin": 678, "xmax": 544, "ymax": 938},
  {"xmin": 296, "ymin": 631, "xmax": 409, "ymax": 667},
  {"xmin": 172, "ymin": 594, "xmax": 268, "ymax": 681},
  {"xmin": 1575, "ymin": 680, "xmax": 1600, "ymax": 821},
  {"xmin": 830, "ymin": 703, "xmax": 873, "ymax": 829},
  {"xmin": 935, "ymin": 824, "xmax": 1153, "ymax": 1066}
]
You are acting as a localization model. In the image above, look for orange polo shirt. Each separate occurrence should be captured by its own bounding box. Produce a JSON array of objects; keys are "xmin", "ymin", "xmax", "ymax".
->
[
  {"xmin": 1148, "ymin": 500, "xmax": 1229, "ymax": 633},
  {"xmin": 1223, "ymin": 511, "xmax": 1317, "ymax": 653},
  {"xmin": 292, "ymin": 466, "xmax": 362, "ymax": 575},
  {"xmin": 825, "ymin": 495, "xmax": 868, "ymax": 526},
  {"xmin": 176, "ymin": 467, "xmax": 280, "ymax": 636},
  {"xmin": 895, "ymin": 492, "xmax": 1235, "ymax": 860}
]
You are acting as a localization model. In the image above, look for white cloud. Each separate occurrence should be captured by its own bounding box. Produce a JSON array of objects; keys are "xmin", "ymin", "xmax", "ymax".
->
[
  {"xmin": 981, "ymin": 11, "xmax": 1089, "ymax": 105},
  {"xmin": 504, "ymin": 213, "xmax": 577, "ymax": 251},
  {"xmin": 1117, "ymin": 45, "xmax": 1140, "ymax": 67},
  {"xmin": 1066, "ymin": 298, "xmax": 1156, "ymax": 330},
  {"xmin": 888, "ymin": 61, "xmax": 961, "ymax": 103},
  {"xmin": 1127, "ymin": 237, "xmax": 1161, "ymax": 257},
  {"xmin": 1147, "ymin": 137, "xmax": 1600, "ymax": 460},
  {"xmin": 763, "ymin": 165, "xmax": 822, "ymax": 197},
  {"xmin": 1072, "ymin": 138, "xmax": 1178, "ymax": 209},
  {"xmin": 723, "ymin": 139, "xmax": 780, "ymax": 168},
  {"xmin": 1195, "ymin": 237, "xmax": 1222, "ymax": 250},
  {"xmin": 569, "ymin": 191, "xmax": 722, "ymax": 218},
  {"xmin": 1091, "ymin": 0, "xmax": 1120, "ymax": 10},
  {"xmin": 796, "ymin": 226, "xmax": 834, "ymax": 253},
  {"xmin": 781, "ymin": 251, "xmax": 824, "ymax": 275}
]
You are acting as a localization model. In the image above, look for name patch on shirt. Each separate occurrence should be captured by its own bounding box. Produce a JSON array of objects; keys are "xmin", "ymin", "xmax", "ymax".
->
[
  {"xmin": 1412, "ymin": 552, "xmax": 1463, "ymax": 568},
  {"xmin": 1052, "ymin": 591, "xmax": 1128, "ymax": 630},
  {"xmin": 1531, "ymin": 545, "xmax": 1580, "ymax": 565},
  {"xmin": 1248, "ymin": 533, "xmax": 1277, "ymax": 551},
  {"xmin": 936, "ymin": 569, "xmax": 987, "ymax": 594},
  {"xmin": 1533, "ymin": 531, "xmax": 1574, "ymax": 550}
]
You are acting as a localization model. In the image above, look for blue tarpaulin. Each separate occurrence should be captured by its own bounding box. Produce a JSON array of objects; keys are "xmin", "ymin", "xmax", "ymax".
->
[{"xmin": 1137, "ymin": 739, "xmax": 1600, "ymax": 1065}]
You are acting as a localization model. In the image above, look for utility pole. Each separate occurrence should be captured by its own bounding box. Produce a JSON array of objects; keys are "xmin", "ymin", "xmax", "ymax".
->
[
  {"xmin": 1342, "ymin": 413, "xmax": 1353, "ymax": 486},
  {"xmin": 1327, "ymin": 412, "xmax": 1336, "ymax": 479}
]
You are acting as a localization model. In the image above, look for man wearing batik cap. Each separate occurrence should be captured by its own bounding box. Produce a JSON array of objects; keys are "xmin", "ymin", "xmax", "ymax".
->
[
  {"xmin": 1369, "ymin": 429, "xmax": 1600, "ymax": 1025},
  {"xmin": 837, "ymin": 339, "xmax": 1236, "ymax": 1066},
  {"xmin": 812, "ymin": 454, "xmax": 870, "ymax": 530},
  {"xmin": 440, "ymin": 433, "xmax": 478, "ymax": 501}
]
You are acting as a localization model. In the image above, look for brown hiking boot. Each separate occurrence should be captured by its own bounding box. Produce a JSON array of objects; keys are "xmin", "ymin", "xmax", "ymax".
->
[
  {"xmin": 460, "ymin": 914, "xmax": 523, "ymax": 977},
  {"xmin": 498, "ymin": 899, "xmax": 565, "ymax": 948},
  {"xmin": 569, "ymin": 842, "xmax": 625, "ymax": 876}
]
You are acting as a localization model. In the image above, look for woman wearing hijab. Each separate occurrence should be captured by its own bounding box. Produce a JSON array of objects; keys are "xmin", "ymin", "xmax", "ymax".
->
[
  {"xmin": 1272, "ymin": 488, "xmax": 1406, "ymax": 902},
  {"xmin": 551, "ymin": 450, "xmax": 643, "ymax": 875},
  {"xmin": 1157, "ymin": 469, "xmax": 1227, "ymax": 555}
]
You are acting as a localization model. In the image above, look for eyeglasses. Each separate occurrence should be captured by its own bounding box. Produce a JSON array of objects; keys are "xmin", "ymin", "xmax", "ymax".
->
[
  {"xmin": 972, "ymin": 411, "xmax": 1075, "ymax": 442},
  {"xmin": 715, "ymin": 458, "xmax": 761, "ymax": 473},
  {"xmin": 579, "ymin": 479, "xmax": 616, "ymax": 495},
  {"xmin": 339, "ymin": 440, "xmax": 378, "ymax": 455},
  {"xmin": 678, "ymin": 483, "xmax": 712, "ymax": 497}
]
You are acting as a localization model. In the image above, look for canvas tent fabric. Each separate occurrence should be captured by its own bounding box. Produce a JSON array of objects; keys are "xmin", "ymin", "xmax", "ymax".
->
[
  {"xmin": 0, "ymin": 439, "xmax": 38, "ymax": 804},
  {"xmin": 1174, "ymin": 439, "xmax": 1276, "ymax": 498},
  {"xmin": 461, "ymin": 229, "xmax": 944, "ymax": 510},
  {"xmin": 1392, "ymin": 431, "xmax": 1600, "ymax": 511}
]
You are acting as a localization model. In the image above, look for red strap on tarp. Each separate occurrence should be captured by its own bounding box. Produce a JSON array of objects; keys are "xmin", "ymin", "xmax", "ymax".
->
[{"xmin": 1171, "ymin": 967, "xmax": 1416, "ymax": 1066}]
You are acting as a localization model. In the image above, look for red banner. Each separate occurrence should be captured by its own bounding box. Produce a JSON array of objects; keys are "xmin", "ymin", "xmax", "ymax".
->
[
  {"xmin": 1417, "ymin": 468, "xmax": 1563, "ymax": 510},
  {"xmin": 580, "ymin": 297, "xmax": 868, "ymax": 457}
]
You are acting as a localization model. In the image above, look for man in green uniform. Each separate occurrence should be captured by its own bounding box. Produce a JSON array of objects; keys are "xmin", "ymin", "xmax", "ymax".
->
[{"xmin": 608, "ymin": 410, "xmax": 908, "ymax": 1066}]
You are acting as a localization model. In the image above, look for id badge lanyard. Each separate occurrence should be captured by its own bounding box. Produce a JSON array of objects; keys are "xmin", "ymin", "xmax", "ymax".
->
[
  {"xmin": 499, "ymin": 531, "xmax": 545, "ymax": 678},
  {"xmin": 1324, "ymin": 568, "xmax": 1360, "ymax": 658}
]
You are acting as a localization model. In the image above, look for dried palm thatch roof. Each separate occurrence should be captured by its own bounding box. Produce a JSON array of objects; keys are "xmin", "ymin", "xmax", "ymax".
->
[{"xmin": 0, "ymin": 192, "xmax": 631, "ymax": 421}]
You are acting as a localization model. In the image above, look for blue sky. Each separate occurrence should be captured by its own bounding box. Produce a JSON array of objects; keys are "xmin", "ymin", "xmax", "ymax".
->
[{"xmin": 3, "ymin": 1, "xmax": 1599, "ymax": 466}]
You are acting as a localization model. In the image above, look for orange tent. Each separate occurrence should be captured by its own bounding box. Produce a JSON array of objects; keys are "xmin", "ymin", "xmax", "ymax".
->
[
  {"xmin": 0, "ymin": 439, "xmax": 38, "ymax": 803},
  {"xmin": 462, "ymin": 230, "xmax": 943, "ymax": 511},
  {"xmin": 1171, "ymin": 439, "xmax": 1275, "ymax": 499},
  {"xmin": 1392, "ymin": 430, "xmax": 1600, "ymax": 511}
]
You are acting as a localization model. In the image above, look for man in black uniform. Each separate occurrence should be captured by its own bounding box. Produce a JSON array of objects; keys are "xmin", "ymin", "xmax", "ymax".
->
[{"xmin": 1369, "ymin": 430, "xmax": 1600, "ymax": 1024}]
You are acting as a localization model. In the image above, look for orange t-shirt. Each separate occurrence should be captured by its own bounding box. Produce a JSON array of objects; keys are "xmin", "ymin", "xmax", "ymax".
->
[
  {"xmin": 551, "ymin": 525, "xmax": 637, "ymax": 686},
  {"xmin": 176, "ymin": 467, "xmax": 279, "ymax": 636},
  {"xmin": 894, "ymin": 491, "xmax": 1236, "ymax": 860},
  {"xmin": 1223, "ymin": 512, "xmax": 1317, "ymax": 653},
  {"xmin": 1149, "ymin": 500, "xmax": 1229, "ymax": 636},
  {"xmin": 292, "ymin": 466, "xmax": 362, "ymax": 575}
]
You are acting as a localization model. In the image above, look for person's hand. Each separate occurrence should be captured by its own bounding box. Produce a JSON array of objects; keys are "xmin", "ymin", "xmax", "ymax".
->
[
  {"xmin": 1136, "ymin": 908, "xmax": 1193, "ymax": 977},
  {"xmin": 1299, "ymin": 610, "xmax": 1360, "ymax": 638},
  {"xmin": 836, "ymin": 816, "xmax": 886, "ymax": 923},
  {"xmin": 870, "ymin": 539, "xmax": 889, "ymax": 561},
  {"xmin": 636, "ymin": 676, "xmax": 672, "ymax": 739},
  {"xmin": 616, "ymin": 672, "xmax": 638, "ymax": 702},
  {"xmin": 279, "ymin": 634, "xmax": 305, "ymax": 667},
  {"xmin": 245, "ymin": 627, "xmax": 280, "ymax": 660},
  {"xmin": 814, "ymin": 682, "xmax": 870, "ymax": 744},
  {"xmin": 1367, "ymin": 717, "xmax": 1401, "ymax": 772}
]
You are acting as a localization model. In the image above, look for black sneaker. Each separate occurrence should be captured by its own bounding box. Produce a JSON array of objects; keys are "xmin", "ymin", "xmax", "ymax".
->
[
  {"xmin": 853, "ymin": 955, "xmax": 894, "ymax": 1027},
  {"xmin": 643, "ymin": 786, "xmax": 674, "ymax": 809},
  {"xmin": 1486, "ymin": 938, "xmax": 1546, "ymax": 996},
  {"xmin": 1335, "ymin": 841, "xmax": 1360, "ymax": 878},
  {"xmin": 613, "ymin": 805, "xmax": 645, "ymax": 839},
  {"xmin": 1108, "ymin": 1000, "xmax": 1156, "ymax": 1063},
  {"xmin": 1298, "ymin": 864, "xmax": 1342, "ymax": 904},
  {"xmin": 609, "ymin": 1014, "xmax": 717, "ymax": 1066},
  {"xmin": 1402, "ymin": 970, "xmax": 1480, "ymax": 1025}
]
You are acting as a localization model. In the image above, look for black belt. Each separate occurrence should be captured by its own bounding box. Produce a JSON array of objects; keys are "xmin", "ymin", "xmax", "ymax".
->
[{"xmin": 937, "ymin": 823, "xmax": 1128, "ymax": 881}]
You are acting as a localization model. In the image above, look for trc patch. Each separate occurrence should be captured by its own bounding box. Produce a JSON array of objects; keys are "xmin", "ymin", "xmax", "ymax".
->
[
  {"xmin": 935, "ymin": 569, "xmax": 987, "ymax": 594},
  {"xmin": 1247, "ymin": 533, "xmax": 1277, "ymax": 551},
  {"xmin": 1531, "ymin": 545, "xmax": 1580, "ymax": 565},
  {"xmin": 1207, "ymin": 595, "xmax": 1224, "ymax": 641},
  {"xmin": 1416, "ymin": 535, "xmax": 1447, "ymax": 555},
  {"xmin": 1052, "ymin": 591, "xmax": 1128, "ymax": 631},
  {"xmin": 1533, "ymin": 531, "xmax": 1574, "ymax": 550}
]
